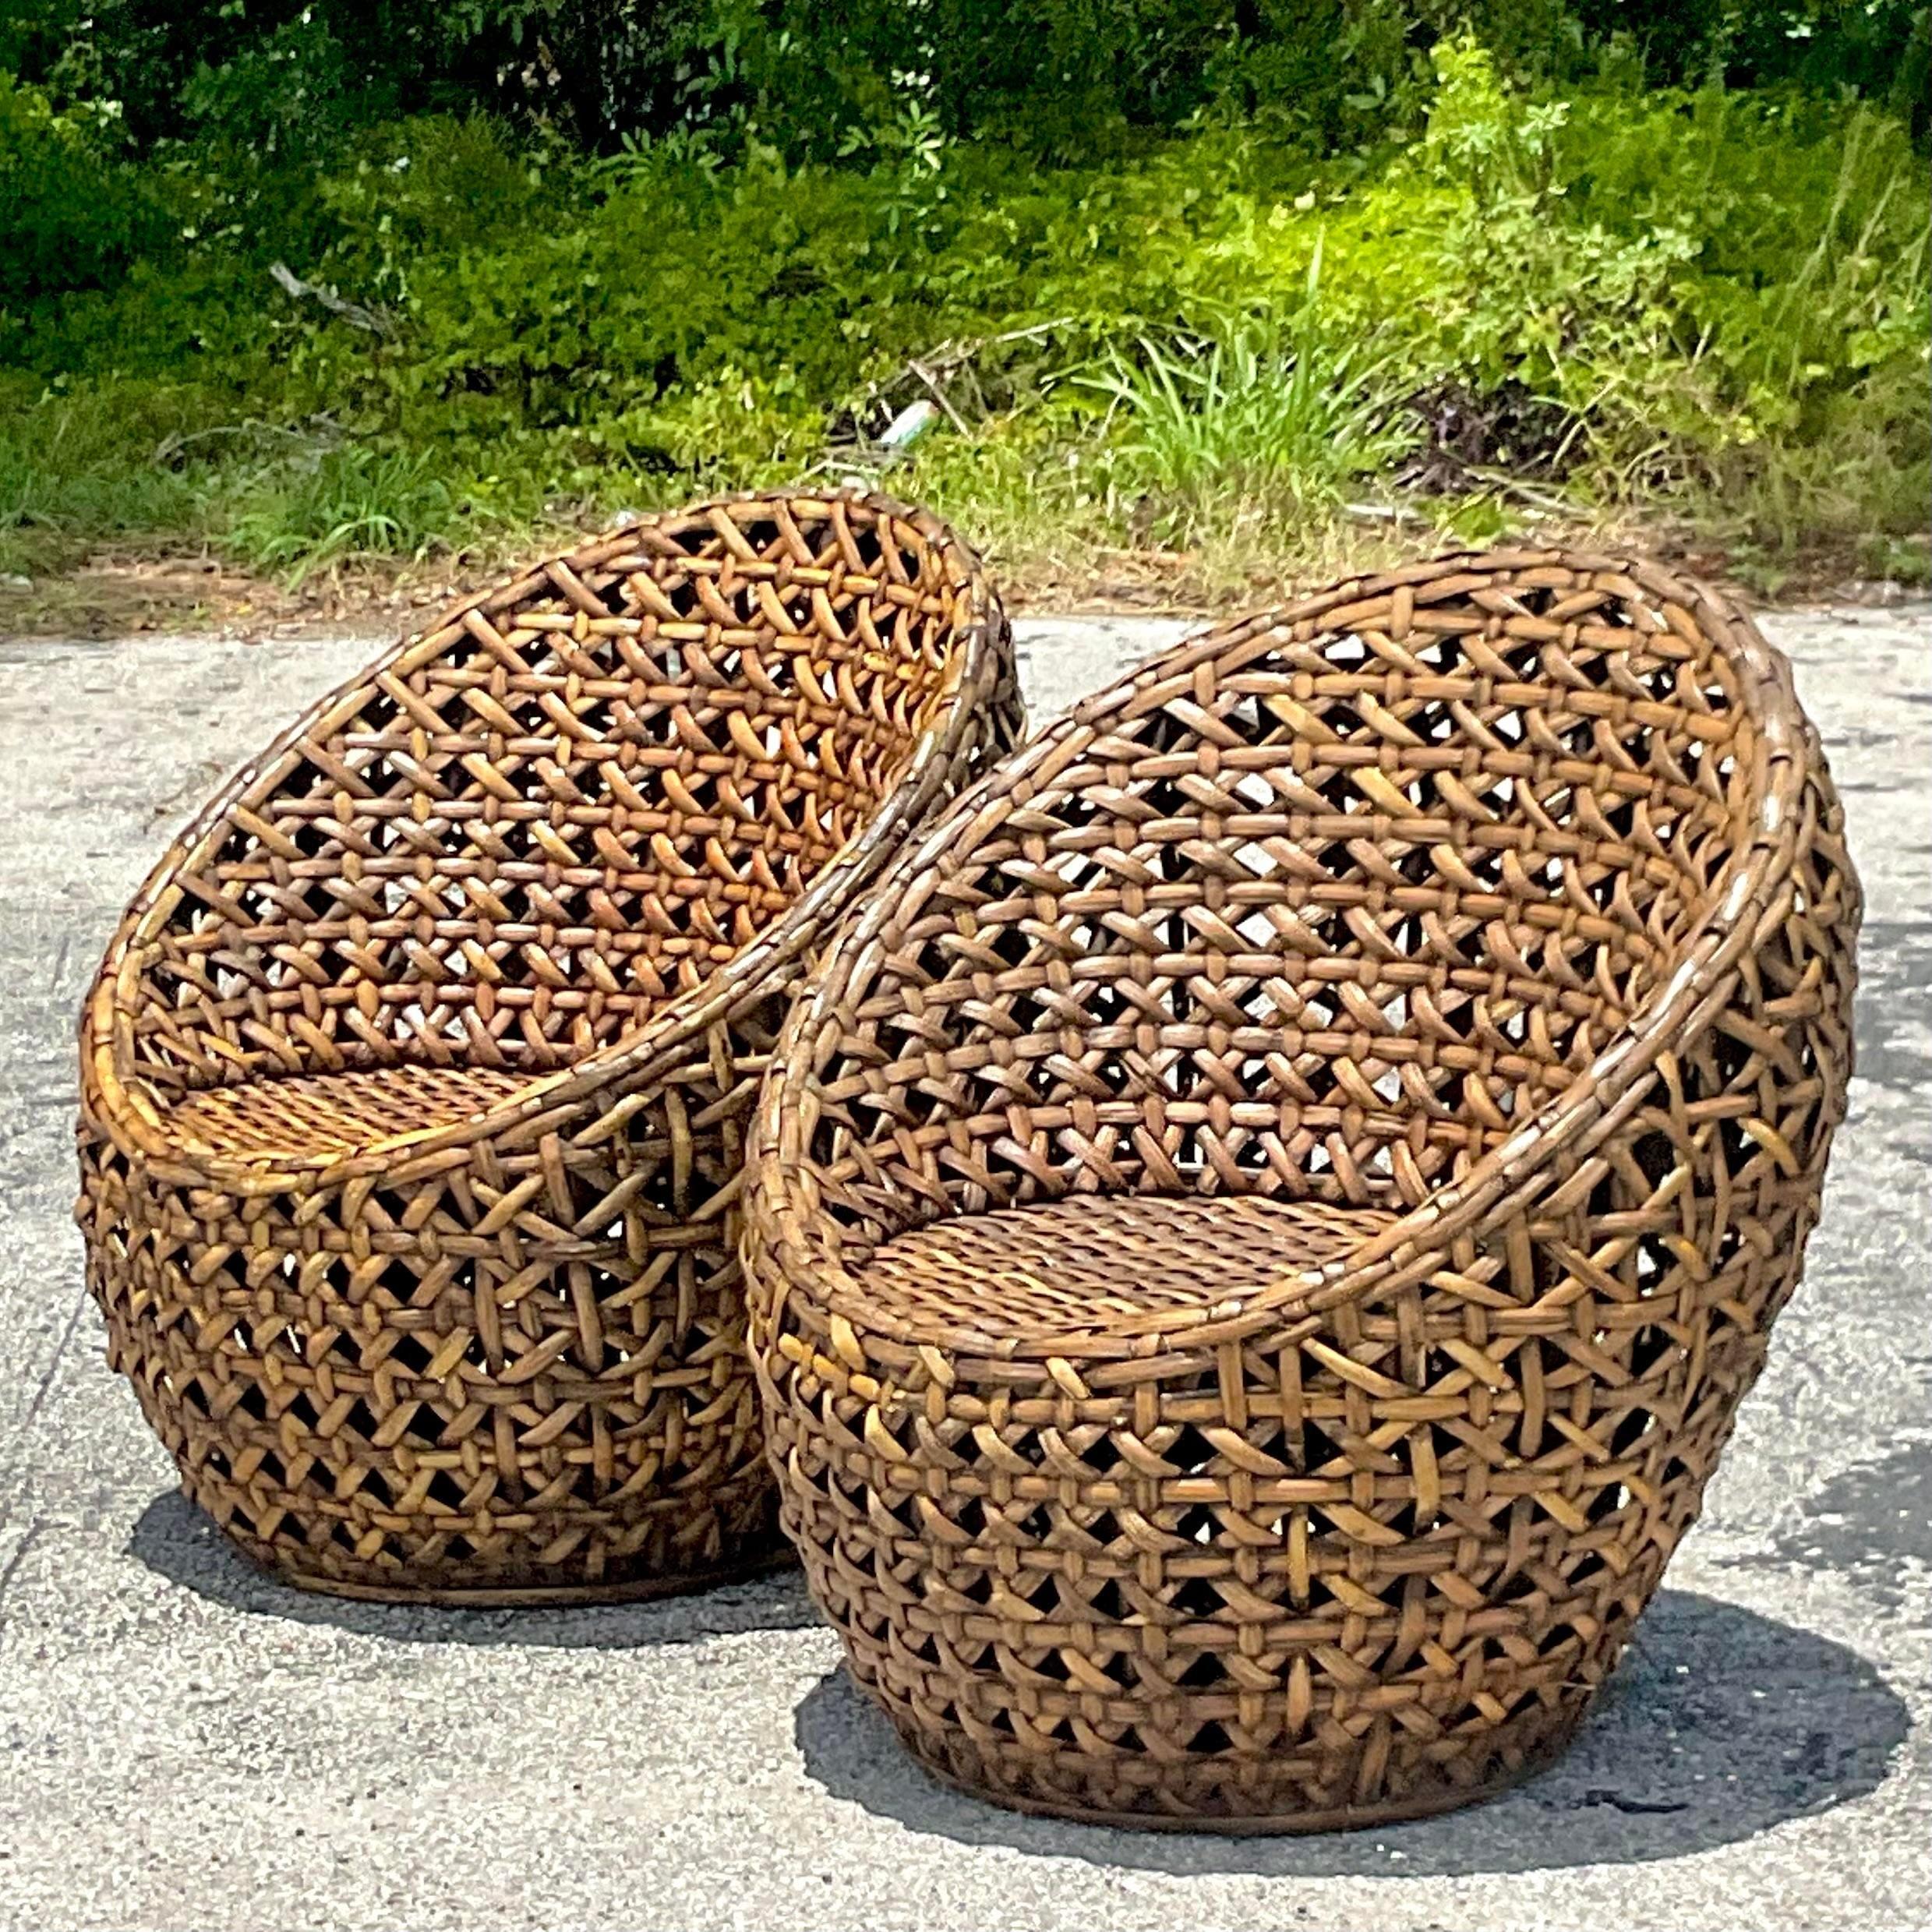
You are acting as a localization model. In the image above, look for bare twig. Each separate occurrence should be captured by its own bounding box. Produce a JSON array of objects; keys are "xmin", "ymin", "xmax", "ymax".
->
[
  {"xmin": 860, "ymin": 316, "xmax": 1079, "ymax": 436},
  {"xmin": 1451, "ymin": 467, "xmax": 1581, "ymax": 516},
  {"xmin": 151, "ymin": 418, "xmax": 334, "ymax": 467},
  {"xmin": 905, "ymin": 358, "xmax": 973, "ymax": 435},
  {"xmin": 919, "ymin": 317, "xmax": 1076, "ymax": 377},
  {"xmin": 269, "ymin": 262, "xmax": 396, "ymax": 339}
]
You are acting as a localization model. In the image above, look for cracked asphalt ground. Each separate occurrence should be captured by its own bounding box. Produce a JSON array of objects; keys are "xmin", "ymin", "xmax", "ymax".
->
[{"xmin": 0, "ymin": 606, "xmax": 1925, "ymax": 1932}]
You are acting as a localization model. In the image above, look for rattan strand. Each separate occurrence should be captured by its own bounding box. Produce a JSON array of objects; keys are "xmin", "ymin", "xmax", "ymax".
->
[
  {"xmin": 743, "ymin": 548, "xmax": 1860, "ymax": 1831},
  {"xmin": 78, "ymin": 488, "xmax": 1023, "ymax": 1603}
]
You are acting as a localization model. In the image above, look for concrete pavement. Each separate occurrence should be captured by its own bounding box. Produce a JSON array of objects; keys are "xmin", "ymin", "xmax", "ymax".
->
[{"xmin": 0, "ymin": 606, "xmax": 1925, "ymax": 1932}]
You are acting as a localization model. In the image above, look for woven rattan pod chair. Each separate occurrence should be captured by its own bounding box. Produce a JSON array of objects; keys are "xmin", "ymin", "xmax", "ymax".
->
[
  {"xmin": 743, "ymin": 549, "xmax": 1859, "ymax": 1830},
  {"xmin": 77, "ymin": 489, "xmax": 1022, "ymax": 1604}
]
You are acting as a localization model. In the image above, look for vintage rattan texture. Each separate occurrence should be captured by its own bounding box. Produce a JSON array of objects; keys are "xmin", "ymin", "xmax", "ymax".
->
[
  {"xmin": 743, "ymin": 549, "xmax": 1860, "ymax": 1830},
  {"xmin": 77, "ymin": 489, "xmax": 1023, "ymax": 1604}
]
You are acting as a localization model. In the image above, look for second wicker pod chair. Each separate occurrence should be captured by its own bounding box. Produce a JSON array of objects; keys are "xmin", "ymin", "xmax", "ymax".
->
[
  {"xmin": 743, "ymin": 549, "xmax": 1859, "ymax": 1830},
  {"xmin": 77, "ymin": 489, "xmax": 1022, "ymax": 1603}
]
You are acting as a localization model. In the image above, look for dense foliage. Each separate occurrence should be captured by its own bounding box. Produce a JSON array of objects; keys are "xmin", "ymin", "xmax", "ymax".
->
[
  {"xmin": 10, "ymin": 2, "xmax": 1927, "ymax": 153},
  {"xmin": 2, "ymin": 2, "xmax": 1927, "ymax": 594}
]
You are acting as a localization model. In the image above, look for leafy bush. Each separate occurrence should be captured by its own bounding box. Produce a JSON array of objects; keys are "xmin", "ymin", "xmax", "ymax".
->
[
  {"xmin": 0, "ymin": 12, "xmax": 1924, "ymax": 592},
  {"xmin": 9, "ymin": 2, "xmax": 1927, "ymax": 154},
  {"xmin": 0, "ymin": 72, "xmax": 160, "ymax": 298}
]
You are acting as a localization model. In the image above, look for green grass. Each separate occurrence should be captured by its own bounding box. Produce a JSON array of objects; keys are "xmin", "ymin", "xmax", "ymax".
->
[
  {"xmin": 0, "ymin": 384, "xmax": 208, "ymax": 577},
  {"xmin": 221, "ymin": 447, "xmax": 484, "ymax": 584},
  {"xmin": 1075, "ymin": 302, "xmax": 1419, "ymax": 548},
  {"xmin": 0, "ymin": 389, "xmax": 541, "ymax": 588},
  {"xmin": 2, "ymin": 41, "xmax": 1926, "ymax": 605}
]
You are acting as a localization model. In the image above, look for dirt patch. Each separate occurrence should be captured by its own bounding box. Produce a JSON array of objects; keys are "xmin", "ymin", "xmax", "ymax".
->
[
  {"xmin": 0, "ymin": 549, "xmax": 477, "ymax": 642},
  {"xmin": 2, "ymin": 522, "xmax": 1920, "ymax": 641}
]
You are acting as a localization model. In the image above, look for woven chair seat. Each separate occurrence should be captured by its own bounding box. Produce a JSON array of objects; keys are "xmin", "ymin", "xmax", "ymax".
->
[
  {"xmin": 162, "ymin": 1065, "xmax": 533, "ymax": 1162},
  {"xmin": 851, "ymin": 1196, "xmax": 1393, "ymax": 1346},
  {"xmin": 744, "ymin": 548, "xmax": 1860, "ymax": 1832},
  {"xmin": 78, "ymin": 489, "xmax": 1022, "ymax": 1604}
]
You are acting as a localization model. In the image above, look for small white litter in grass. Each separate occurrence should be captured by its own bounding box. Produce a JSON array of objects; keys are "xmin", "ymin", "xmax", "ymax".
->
[{"xmin": 881, "ymin": 399, "xmax": 940, "ymax": 449}]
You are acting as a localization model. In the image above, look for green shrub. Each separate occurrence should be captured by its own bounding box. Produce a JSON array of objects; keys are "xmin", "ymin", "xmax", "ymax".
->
[
  {"xmin": 1, "ymin": 17, "xmax": 1924, "ymax": 588},
  {"xmin": 0, "ymin": 72, "xmax": 160, "ymax": 298},
  {"xmin": 9, "ymin": 2, "xmax": 1925, "ymax": 156}
]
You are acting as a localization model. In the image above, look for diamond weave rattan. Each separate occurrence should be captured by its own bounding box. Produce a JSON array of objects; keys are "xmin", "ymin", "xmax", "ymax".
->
[
  {"xmin": 743, "ymin": 549, "xmax": 1860, "ymax": 1830},
  {"xmin": 77, "ymin": 489, "xmax": 1022, "ymax": 1604}
]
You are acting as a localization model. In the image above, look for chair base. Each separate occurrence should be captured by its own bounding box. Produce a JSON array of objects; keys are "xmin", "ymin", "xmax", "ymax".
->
[
  {"xmin": 874, "ymin": 1686, "xmax": 1593, "ymax": 1835},
  {"xmin": 171, "ymin": 1462, "xmax": 795, "ymax": 1609},
  {"xmin": 261, "ymin": 1535, "xmax": 798, "ymax": 1609}
]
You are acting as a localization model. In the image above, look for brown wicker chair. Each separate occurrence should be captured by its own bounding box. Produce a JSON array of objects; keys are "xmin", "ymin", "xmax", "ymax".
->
[
  {"xmin": 743, "ymin": 549, "xmax": 1860, "ymax": 1830},
  {"xmin": 77, "ymin": 489, "xmax": 1023, "ymax": 1604}
]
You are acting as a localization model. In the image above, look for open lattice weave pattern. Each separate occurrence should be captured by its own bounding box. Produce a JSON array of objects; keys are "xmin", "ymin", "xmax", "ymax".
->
[
  {"xmin": 743, "ymin": 549, "xmax": 1859, "ymax": 1829},
  {"xmin": 78, "ymin": 489, "xmax": 1023, "ymax": 1603}
]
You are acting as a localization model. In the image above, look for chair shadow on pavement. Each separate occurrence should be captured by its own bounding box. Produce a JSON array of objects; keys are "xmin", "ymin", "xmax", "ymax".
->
[
  {"xmin": 127, "ymin": 1489, "xmax": 820, "ymax": 1649},
  {"xmin": 793, "ymin": 1590, "xmax": 1908, "ymax": 1877}
]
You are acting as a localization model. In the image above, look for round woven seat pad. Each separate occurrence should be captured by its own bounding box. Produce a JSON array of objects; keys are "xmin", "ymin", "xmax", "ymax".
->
[
  {"xmin": 164, "ymin": 1063, "xmax": 532, "ymax": 1160},
  {"xmin": 853, "ymin": 1194, "xmax": 1397, "ymax": 1342}
]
